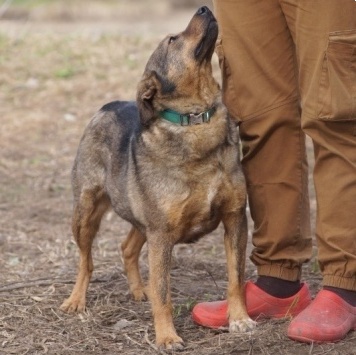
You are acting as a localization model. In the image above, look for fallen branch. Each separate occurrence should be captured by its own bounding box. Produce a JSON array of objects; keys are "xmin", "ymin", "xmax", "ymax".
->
[{"xmin": 0, "ymin": 276, "xmax": 108, "ymax": 292}]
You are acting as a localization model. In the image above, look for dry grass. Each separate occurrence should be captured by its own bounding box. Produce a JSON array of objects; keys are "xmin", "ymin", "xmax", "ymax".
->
[{"xmin": 0, "ymin": 1, "xmax": 355, "ymax": 354}]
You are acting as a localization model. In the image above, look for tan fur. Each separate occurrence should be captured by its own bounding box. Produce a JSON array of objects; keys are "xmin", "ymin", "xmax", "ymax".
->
[{"xmin": 60, "ymin": 7, "xmax": 255, "ymax": 350}]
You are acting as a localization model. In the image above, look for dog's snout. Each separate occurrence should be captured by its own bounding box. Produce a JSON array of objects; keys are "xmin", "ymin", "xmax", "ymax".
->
[{"xmin": 196, "ymin": 6, "xmax": 210, "ymax": 16}]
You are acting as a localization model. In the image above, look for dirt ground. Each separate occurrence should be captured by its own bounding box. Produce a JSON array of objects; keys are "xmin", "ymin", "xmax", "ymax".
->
[{"xmin": 0, "ymin": 1, "xmax": 355, "ymax": 354}]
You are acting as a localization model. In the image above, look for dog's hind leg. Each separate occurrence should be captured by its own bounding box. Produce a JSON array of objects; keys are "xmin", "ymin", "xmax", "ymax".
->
[
  {"xmin": 121, "ymin": 227, "xmax": 147, "ymax": 301},
  {"xmin": 60, "ymin": 187, "xmax": 110, "ymax": 313}
]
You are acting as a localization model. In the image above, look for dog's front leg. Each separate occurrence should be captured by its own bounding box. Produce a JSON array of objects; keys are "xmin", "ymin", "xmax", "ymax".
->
[
  {"xmin": 223, "ymin": 209, "xmax": 256, "ymax": 332},
  {"xmin": 146, "ymin": 237, "xmax": 184, "ymax": 350}
]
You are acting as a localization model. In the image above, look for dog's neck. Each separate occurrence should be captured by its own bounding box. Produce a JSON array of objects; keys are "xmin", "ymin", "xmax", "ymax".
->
[{"xmin": 158, "ymin": 106, "xmax": 216, "ymax": 126}]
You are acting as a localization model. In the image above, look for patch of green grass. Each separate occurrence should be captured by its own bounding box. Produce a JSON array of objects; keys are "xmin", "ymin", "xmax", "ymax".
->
[
  {"xmin": 173, "ymin": 297, "xmax": 197, "ymax": 318},
  {"xmin": 0, "ymin": 33, "xmax": 8, "ymax": 47},
  {"xmin": 28, "ymin": 155, "xmax": 50, "ymax": 165},
  {"xmin": 311, "ymin": 257, "xmax": 320, "ymax": 273},
  {"xmin": 10, "ymin": 0, "xmax": 120, "ymax": 9},
  {"xmin": 124, "ymin": 55, "xmax": 139, "ymax": 70},
  {"xmin": 10, "ymin": 0, "xmax": 52, "ymax": 8},
  {"xmin": 54, "ymin": 66, "xmax": 76, "ymax": 79},
  {"xmin": 310, "ymin": 248, "xmax": 320, "ymax": 273}
]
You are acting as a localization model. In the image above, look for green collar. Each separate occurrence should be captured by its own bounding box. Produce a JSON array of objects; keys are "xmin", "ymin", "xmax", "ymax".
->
[{"xmin": 159, "ymin": 106, "xmax": 216, "ymax": 126}]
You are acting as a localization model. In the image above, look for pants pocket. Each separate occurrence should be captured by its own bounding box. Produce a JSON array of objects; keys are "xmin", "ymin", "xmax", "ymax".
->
[{"xmin": 317, "ymin": 30, "xmax": 356, "ymax": 121}]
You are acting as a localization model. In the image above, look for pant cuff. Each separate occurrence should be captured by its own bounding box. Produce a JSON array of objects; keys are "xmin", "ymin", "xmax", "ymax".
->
[
  {"xmin": 257, "ymin": 264, "xmax": 302, "ymax": 282},
  {"xmin": 322, "ymin": 274, "xmax": 356, "ymax": 292}
]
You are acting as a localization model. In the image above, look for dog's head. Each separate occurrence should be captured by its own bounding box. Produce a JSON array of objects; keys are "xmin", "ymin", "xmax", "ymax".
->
[{"xmin": 137, "ymin": 6, "xmax": 219, "ymax": 126}]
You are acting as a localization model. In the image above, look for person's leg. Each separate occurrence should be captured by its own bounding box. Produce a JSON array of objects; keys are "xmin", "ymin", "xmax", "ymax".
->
[
  {"xmin": 192, "ymin": 0, "xmax": 312, "ymax": 328},
  {"xmin": 215, "ymin": 0, "xmax": 312, "ymax": 285},
  {"xmin": 281, "ymin": 0, "xmax": 356, "ymax": 342}
]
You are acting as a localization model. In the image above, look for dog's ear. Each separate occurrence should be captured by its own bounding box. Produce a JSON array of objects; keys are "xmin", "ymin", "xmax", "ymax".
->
[{"xmin": 136, "ymin": 71, "xmax": 159, "ymax": 126}]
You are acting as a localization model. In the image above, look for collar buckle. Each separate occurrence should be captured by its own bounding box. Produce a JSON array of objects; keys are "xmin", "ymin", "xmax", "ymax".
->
[
  {"xmin": 160, "ymin": 106, "xmax": 216, "ymax": 126},
  {"xmin": 188, "ymin": 112, "xmax": 205, "ymax": 125}
]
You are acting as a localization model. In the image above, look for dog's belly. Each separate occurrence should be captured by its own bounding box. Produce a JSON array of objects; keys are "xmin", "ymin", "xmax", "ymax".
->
[{"xmin": 181, "ymin": 217, "xmax": 221, "ymax": 244}]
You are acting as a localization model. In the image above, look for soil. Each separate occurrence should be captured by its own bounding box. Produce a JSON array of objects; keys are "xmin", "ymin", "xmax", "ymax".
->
[{"xmin": 0, "ymin": 1, "xmax": 355, "ymax": 354}]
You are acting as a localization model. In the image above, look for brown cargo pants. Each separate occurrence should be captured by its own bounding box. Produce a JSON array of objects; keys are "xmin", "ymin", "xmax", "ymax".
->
[{"xmin": 213, "ymin": 0, "xmax": 356, "ymax": 291}]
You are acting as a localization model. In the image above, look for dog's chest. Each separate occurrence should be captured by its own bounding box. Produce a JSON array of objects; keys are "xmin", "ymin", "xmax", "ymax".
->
[{"xmin": 174, "ymin": 170, "xmax": 226, "ymax": 242}]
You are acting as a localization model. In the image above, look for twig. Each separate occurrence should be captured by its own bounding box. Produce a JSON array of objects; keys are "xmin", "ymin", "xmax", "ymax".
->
[
  {"xmin": 123, "ymin": 333, "xmax": 143, "ymax": 348},
  {"xmin": 0, "ymin": 276, "xmax": 108, "ymax": 292},
  {"xmin": 248, "ymin": 334, "xmax": 254, "ymax": 355},
  {"xmin": 0, "ymin": 278, "xmax": 71, "ymax": 292},
  {"xmin": 205, "ymin": 269, "xmax": 220, "ymax": 292},
  {"xmin": 144, "ymin": 327, "xmax": 165, "ymax": 354}
]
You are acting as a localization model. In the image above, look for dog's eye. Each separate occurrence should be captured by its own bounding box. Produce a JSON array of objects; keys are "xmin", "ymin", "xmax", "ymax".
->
[{"xmin": 168, "ymin": 36, "xmax": 177, "ymax": 44}]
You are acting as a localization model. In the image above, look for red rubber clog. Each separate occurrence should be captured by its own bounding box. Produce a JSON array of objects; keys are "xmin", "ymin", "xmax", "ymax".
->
[
  {"xmin": 288, "ymin": 289, "xmax": 356, "ymax": 343},
  {"xmin": 192, "ymin": 281, "xmax": 311, "ymax": 329}
]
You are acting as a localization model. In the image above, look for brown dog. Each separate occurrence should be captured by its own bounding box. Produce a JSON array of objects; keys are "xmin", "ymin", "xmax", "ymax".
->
[{"xmin": 60, "ymin": 6, "xmax": 255, "ymax": 350}]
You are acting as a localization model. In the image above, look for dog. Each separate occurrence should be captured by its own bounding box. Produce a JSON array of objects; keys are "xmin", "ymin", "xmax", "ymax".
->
[{"xmin": 60, "ymin": 6, "xmax": 255, "ymax": 350}]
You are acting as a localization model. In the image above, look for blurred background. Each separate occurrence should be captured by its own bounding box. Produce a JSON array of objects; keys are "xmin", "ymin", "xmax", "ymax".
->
[{"xmin": 0, "ymin": 0, "xmax": 213, "ymax": 34}]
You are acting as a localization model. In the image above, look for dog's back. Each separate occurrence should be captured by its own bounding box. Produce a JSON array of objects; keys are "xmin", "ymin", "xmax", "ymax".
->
[
  {"xmin": 72, "ymin": 100, "xmax": 142, "ymax": 222},
  {"xmin": 74, "ymin": 100, "xmax": 140, "ymax": 164}
]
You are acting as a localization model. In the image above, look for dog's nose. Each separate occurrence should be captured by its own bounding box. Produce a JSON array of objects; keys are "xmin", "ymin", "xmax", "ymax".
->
[{"xmin": 196, "ymin": 6, "xmax": 210, "ymax": 16}]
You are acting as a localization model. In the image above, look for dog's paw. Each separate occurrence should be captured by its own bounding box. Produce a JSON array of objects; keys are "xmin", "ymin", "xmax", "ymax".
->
[
  {"xmin": 131, "ymin": 288, "xmax": 147, "ymax": 302},
  {"xmin": 229, "ymin": 318, "xmax": 256, "ymax": 333},
  {"xmin": 60, "ymin": 297, "xmax": 86, "ymax": 313},
  {"xmin": 156, "ymin": 335, "xmax": 185, "ymax": 351}
]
